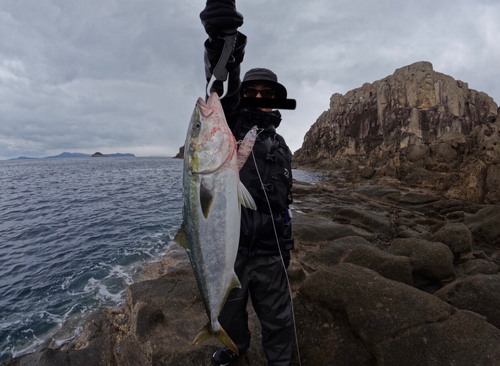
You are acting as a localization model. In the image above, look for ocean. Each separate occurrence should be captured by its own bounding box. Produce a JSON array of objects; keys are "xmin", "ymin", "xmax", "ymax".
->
[{"xmin": 0, "ymin": 157, "xmax": 326, "ymax": 364}]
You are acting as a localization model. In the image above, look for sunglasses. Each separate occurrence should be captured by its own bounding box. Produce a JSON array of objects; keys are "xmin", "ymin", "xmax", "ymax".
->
[{"xmin": 243, "ymin": 87, "xmax": 275, "ymax": 98}]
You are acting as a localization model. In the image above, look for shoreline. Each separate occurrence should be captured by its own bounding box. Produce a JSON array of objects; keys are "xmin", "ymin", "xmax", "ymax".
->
[{"xmin": 5, "ymin": 172, "xmax": 500, "ymax": 365}]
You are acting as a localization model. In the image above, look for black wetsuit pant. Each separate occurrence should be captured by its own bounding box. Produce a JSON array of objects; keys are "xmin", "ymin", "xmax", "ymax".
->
[{"xmin": 218, "ymin": 253, "xmax": 294, "ymax": 366}]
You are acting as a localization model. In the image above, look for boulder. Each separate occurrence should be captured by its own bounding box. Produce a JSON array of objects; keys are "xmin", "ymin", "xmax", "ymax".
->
[
  {"xmin": 342, "ymin": 244, "xmax": 413, "ymax": 285},
  {"xmin": 394, "ymin": 226, "xmax": 427, "ymax": 239},
  {"xmin": 296, "ymin": 264, "xmax": 500, "ymax": 365},
  {"xmin": 375, "ymin": 310, "xmax": 500, "ymax": 366},
  {"xmin": 298, "ymin": 264, "xmax": 454, "ymax": 345},
  {"xmin": 387, "ymin": 238, "xmax": 454, "ymax": 291},
  {"xmin": 464, "ymin": 204, "xmax": 500, "ymax": 248},
  {"xmin": 300, "ymin": 236, "xmax": 373, "ymax": 271},
  {"xmin": 434, "ymin": 274, "xmax": 500, "ymax": 329},
  {"xmin": 293, "ymin": 297, "xmax": 374, "ymax": 366},
  {"xmin": 398, "ymin": 192, "xmax": 441, "ymax": 205},
  {"xmin": 313, "ymin": 205, "xmax": 393, "ymax": 241},
  {"xmin": 431, "ymin": 140, "xmax": 458, "ymax": 164},
  {"xmin": 360, "ymin": 166, "xmax": 376, "ymax": 179},
  {"xmin": 430, "ymin": 222, "xmax": 473, "ymax": 259},
  {"xmin": 457, "ymin": 259, "xmax": 499, "ymax": 276},
  {"xmin": 352, "ymin": 184, "xmax": 402, "ymax": 201},
  {"xmin": 287, "ymin": 256, "xmax": 307, "ymax": 292},
  {"xmin": 407, "ymin": 143, "xmax": 429, "ymax": 162},
  {"xmin": 291, "ymin": 211, "xmax": 373, "ymax": 243}
]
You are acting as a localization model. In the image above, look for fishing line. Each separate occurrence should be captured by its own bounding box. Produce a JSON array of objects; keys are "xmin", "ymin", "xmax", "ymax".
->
[{"xmin": 250, "ymin": 148, "xmax": 303, "ymax": 366}]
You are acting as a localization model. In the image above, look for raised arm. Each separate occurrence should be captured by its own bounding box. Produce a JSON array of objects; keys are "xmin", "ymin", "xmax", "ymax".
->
[{"xmin": 200, "ymin": 0, "xmax": 247, "ymax": 127}]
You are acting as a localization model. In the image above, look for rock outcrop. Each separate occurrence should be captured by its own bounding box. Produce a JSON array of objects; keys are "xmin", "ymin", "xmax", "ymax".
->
[
  {"xmin": 173, "ymin": 146, "xmax": 184, "ymax": 159},
  {"xmin": 294, "ymin": 61, "xmax": 500, "ymax": 204}
]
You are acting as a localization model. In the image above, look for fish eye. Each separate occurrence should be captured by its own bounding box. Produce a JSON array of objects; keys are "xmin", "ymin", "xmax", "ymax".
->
[{"xmin": 194, "ymin": 122, "xmax": 201, "ymax": 129}]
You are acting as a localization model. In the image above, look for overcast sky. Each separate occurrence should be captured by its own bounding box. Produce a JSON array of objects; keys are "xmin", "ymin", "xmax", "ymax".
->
[{"xmin": 1, "ymin": 0, "xmax": 499, "ymax": 160}]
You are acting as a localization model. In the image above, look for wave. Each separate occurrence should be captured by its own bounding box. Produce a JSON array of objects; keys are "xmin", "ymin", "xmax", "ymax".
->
[{"xmin": 0, "ymin": 157, "xmax": 182, "ymax": 364}]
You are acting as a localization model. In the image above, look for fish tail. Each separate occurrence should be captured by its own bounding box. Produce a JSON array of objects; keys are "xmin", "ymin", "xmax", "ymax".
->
[
  {"xmin": 192, "ymin": 322, "xmax": 239, "ymax": 356},
  {"xmin": 215, "ymin": 325, "xmax": 239, "ymax": 356}
]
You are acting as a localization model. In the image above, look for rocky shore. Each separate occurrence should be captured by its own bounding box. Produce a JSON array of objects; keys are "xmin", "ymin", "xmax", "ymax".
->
[
  {"xmin": 6, "ymin": 62, "xmax": 500, "ymax": 365},
  {"xmin": 5, "ymin": 172, "xmax": 500, "ymax": 366}
]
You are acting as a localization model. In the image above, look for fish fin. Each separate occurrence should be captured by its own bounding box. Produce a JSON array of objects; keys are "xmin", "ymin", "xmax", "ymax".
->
[
  {"xmin": 216, "ymin": 325, "xmax": 239, "ymax": 356},
  {"xmin": 237, "ymin": 126, "xmax": 258, "ymax": 170},
  {"xmin": 230, "ymin": 272, "xmax": 241, "ymax": 290},
  {"xmin": 238, "ymin": 181, "xmax": 257, "ymax": 210},
  {"xmin": 173, "ymin": 225, "xmax": 188, "ymax": 250},
  {"xmin": 200, "ymin": 180, "xmax": 214, "ymax": 219},
  {"xmin": 192, "ymin": 323, "xmax": 212, "ymax": 345},
  {"xmin": 192, "ymin": 323, "xmax": 239, "ymax": 356}
]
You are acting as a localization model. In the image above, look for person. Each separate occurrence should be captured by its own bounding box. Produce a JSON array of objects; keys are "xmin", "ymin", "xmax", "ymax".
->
[{"xmin": 200, "ymin": 1, "xmax": 295, "ymax": 365}]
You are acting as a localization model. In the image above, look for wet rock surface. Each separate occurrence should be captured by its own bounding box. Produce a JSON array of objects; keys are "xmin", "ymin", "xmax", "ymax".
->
[
  {"xmin": 6, "ymin": 175, "xmax": 500, "ymax": 366},
  {"xmin": 289, "ymin": 179, "xmax": 500, "ymax": 366}
]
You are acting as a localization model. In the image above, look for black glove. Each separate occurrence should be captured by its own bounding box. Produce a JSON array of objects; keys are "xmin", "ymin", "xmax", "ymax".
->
[{"xmin": 200, "ymin": 0, "xmax": 243, "ymax": 38}]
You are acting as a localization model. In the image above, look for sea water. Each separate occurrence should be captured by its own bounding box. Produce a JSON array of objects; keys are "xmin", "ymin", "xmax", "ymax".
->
[
  {"xmin": 0, "ymin": 157, "xmax": 183, "ymax": 363},
  {"xmin": 0, "ymin": 157, "xmax": 325, "ymax": 364}
]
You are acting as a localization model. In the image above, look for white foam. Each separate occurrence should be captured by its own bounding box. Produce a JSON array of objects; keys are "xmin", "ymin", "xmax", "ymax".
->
[
  {"xmin": 105, "ymin": 264, "xmax": 134, "ymax": 286},
  {"xmin": 53, "ymin": 326, "xmax": 82, "ymax": 347},
  {"xmin": 83, "ymin": 278, "xmax": 124, "ymax": 304},
  {"xmin": 9, "ymin": 328, "xmax": 45, "ymax": 359}
]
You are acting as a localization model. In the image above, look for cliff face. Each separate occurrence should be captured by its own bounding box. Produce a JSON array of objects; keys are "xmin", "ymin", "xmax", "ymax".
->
[{"xmin": 294, "ymin": 61, "xmax": 499, "ymax": 203}]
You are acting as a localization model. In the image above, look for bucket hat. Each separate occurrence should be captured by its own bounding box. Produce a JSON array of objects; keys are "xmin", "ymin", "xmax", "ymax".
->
[{"xmin": 241, "ymin": 68, "xmax": 287, "ymax": 99}]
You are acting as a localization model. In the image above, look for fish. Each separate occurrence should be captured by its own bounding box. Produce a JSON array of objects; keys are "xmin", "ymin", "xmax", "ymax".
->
[{"xmin": 174, "ymin": 92, "xmax": 256, "ymax": 355}]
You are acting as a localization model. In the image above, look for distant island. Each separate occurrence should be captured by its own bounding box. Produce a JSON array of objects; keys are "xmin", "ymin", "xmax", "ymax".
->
[
  {"xmin": 45, "ymin": 152, "xmax": 92, "ymax": 158},
  {"xmin": 12, "ymin": 152, "xmax": 136, "ymax": 160},
  {"xmin": 91, "ymin": 152, "xmax": 136, "ymax": 158}
]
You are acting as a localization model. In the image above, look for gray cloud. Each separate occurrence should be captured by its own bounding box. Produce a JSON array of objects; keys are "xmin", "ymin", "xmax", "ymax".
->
[{"xmin": 0, "ymin": 0, "xmax": 499, "ymax": 159}]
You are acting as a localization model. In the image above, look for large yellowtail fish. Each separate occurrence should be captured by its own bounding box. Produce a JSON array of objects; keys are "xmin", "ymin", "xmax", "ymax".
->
[{"xmin": 175, "ymin": 92, "xmax": 256, "ymax": 354}]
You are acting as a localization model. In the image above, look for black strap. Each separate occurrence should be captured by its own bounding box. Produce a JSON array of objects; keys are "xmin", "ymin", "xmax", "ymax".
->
[
  {"xmin": 213, "ymin": 33, "xmax": 237, "ymax": 82},
  {"xmin": 207, "ymin": 33, "xmax": 238, "ymax": 98}
]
